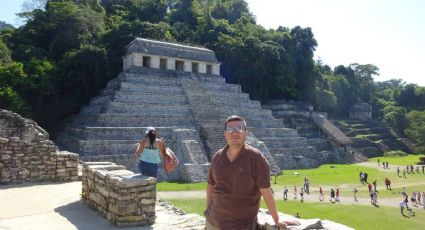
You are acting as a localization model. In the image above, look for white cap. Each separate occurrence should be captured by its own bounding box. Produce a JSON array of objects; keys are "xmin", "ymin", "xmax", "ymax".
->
[{"xmin": 145, "ymin": 126, "xmax": 156, "ymax": 134}]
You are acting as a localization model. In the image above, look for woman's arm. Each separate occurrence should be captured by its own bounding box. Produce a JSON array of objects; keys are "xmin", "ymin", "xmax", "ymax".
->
[
  {"xmin": 134, "ymin": 140, "xmax": 146, "ymax": 158},
  {"xmin": 158, "ymin": 138, "xmax": 167, "ymax": 160}
]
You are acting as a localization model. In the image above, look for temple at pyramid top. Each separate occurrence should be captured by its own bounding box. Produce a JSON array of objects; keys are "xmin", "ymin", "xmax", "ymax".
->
[{"xmin": 123, "ymin": 38, "xmax": 221, "ymax": 75}]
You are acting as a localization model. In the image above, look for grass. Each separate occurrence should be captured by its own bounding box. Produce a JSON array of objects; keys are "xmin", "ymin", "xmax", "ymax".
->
[
  {"xmin": 158, "ymin": 158, "xmax": 425, "ymax": 195},
  {"xmin": 167, "ymin": 199, "xmax": 425, "ymax": 230},
  {"xmin": 369, "ymin": 154, "xmax": 425, "ymax": 165},
  {"xmin": 156, "ymin": 181, "xmax": 207, "ymax": 191},
  {"xmin": 354, "ymin": 133, "xmax": 379, "ymax": 139}
]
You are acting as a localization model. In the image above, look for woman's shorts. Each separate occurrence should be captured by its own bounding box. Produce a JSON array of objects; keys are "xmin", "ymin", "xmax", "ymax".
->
[{"xmin": 138, "ymin": 160, "xmax": 158, "ymax": 177}]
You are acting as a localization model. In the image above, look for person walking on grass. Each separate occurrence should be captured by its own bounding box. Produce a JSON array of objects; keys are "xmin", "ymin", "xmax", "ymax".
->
[
  {"xmin": 283, "ymin": 187, "xmax": 288, "ymax": 201},
  {"xmin": 205, "ymin": 115, "xmax": 300, "ymax": 229},
  {"xmin": 397, "ymin": 167, "xmax": 400, "ymax": 177},
  {"xmin": 353, "ymin": 187, "xmax": 358, "ymax": 202},
  {"xmin": 330, "ymin": 189, "xmax": 336, "ymax": 203},
  {"xmin": 319, "ymin": 187, "xmax": 324, "ymax": 201},
  {"xmin": 336, "ymin": 188, "xmax": 340, "ymax": 202},
  {"xmin": 300, "ymin": 188, "xmax": 304, "ymax": 203},
  {"xmin": 422, "ymin": 192, "xmax": 425, "ymax": 209}
]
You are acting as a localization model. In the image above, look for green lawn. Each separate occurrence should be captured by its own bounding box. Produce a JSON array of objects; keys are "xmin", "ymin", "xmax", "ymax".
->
[
  {"xmin": 369, "ymin": 154, "xmax": 425, "ymax": 165},
  {"xmin": 158, "ymin": 160, "xmax": 425, "ymax": 196},
  {"xmin": 168, "ymin": 199, "xmax": 425, "ymax": 230},
  {"xmin": 271, "ymin": 163, "xmax": 425, "ymax": 193},
  {"xmin": 156, "ymin": 181, "xmax": 207, "ymax": 191}
]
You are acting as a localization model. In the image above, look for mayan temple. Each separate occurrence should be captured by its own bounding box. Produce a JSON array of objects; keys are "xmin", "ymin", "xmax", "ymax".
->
[{"xmin": 56, "ymin": 38, "xmax": 349, "ymax": 182}]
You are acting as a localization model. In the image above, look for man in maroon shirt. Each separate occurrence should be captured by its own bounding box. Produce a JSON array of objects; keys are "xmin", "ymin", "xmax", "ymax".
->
[{"xmin": 204, "ymin": 115, "xmax": 300, "ymax": 229}]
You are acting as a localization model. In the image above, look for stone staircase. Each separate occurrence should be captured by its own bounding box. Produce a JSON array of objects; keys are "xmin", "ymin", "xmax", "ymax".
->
[
  {"xmin": 333, "ymin": 119, "xmax": 415, "ymax": 157},
  {"xmin": 56, "ymin": 67, "xmax": 332, "ymax": 181},
  {"xmin": 263, "ymin": 100, "xmax": 351, "ymax": 165},
  {"xmin": 196, "ymin": 81, "xmax": 321, "ymax": 170},
  {"xmin": 56, "ymin": 67, "xmax": 210, "ymax": 182}
]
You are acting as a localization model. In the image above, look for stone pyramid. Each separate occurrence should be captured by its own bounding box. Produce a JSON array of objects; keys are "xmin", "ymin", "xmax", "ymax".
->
[{"xmin": 56, "ymin": 38, "xmax": 322, "ymax": 181}]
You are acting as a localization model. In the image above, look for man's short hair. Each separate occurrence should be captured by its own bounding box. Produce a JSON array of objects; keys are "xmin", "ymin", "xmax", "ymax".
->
[{"xmin": 224, "ymin": 115, "xmax": 247, "ymax": 130}]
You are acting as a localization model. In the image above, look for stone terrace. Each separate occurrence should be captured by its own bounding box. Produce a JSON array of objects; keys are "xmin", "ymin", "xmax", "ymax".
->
[{"xmin": 56, "ymin": 65, "xmax": 327, "ymax": 180}]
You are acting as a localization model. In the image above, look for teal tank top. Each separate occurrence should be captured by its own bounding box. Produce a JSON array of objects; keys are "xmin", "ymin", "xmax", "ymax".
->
[{"xmin": 140, "ymin": 148, "xmax": 161, "ymax": 164}]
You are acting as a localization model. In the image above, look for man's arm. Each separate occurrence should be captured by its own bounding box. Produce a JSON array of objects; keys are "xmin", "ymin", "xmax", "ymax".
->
[
  {"xmin": 207, "ymin": 183, "xmax": 213, "ymax": 207},
  {"xmin": 259, "ymin": 187, "xmax": 300, "ymax": 227}
]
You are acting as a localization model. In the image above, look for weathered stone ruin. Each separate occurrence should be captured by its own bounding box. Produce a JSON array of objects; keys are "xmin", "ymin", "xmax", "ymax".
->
[
  {"xmin": 0, "ymin": 109, "xmax": 78, "ymax": 183},
  {"xmin": 263, "ymin": 100, "xmax": 353, "ymax": 166},
  {"xmin": 56, "ymin": 38, "xmax": 351, "ymax": 181},
  {"xmin": 349, "ymin": 103, "xmax": 372, "ymax": 121},
  {"xmin": 82, "ymin": 162, "xmax": 156, "ymax": 227}
]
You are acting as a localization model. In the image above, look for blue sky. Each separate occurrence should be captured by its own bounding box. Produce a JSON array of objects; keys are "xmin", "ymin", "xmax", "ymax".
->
[{"xmin": 1, "ymin": 0, "xmax": 424, "ymax": 86}]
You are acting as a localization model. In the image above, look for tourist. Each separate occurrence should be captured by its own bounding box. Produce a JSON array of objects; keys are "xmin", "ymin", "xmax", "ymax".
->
[
  {"xmin": 319, "ymin": 187, "xmax": 324, "ymax": 201},
  {"xmin": 377, "ymin": 158, "xmax": 380, "ymax": 166},
  {"xmin": 397, "ymin": 167, "xmax": 400, "ymax": 177},
  {"xmin": 411, "ymin": 192, "xmax": 417, "ymax": 206},
  {"xmin": 422, "ymin": 192, "xmax": 425, "ymax": 209},
  {"xmin": 372, "ymin": 190, "xmax": 378, "ymax": 205},
  {"xmin": 283, "ymin": 186, "xmax": 288, "ymax": 200},
  {"xmin": 367, "ymin": 183, "xmax": 372, "ymax": 193},
  {"xmin": 372, "ymin": 180, "xmax": 377, "ymax": 192},
  {"xmin": 336, "ymin": 188, "xmax": 340, "ymax": 202},
  {"xmin": 403, "ymin": 169, "xmax": 406, "ymax": 178},
  {"xmin": 204, "ymin": 115, "xmax": 300, "ymax": 229},
  {"xmin": 294, "ymin": 186, "xmax": 298, "ymax": 199},
  {"xmin": 330, "ymin": 188, "xmax": 336, "ymax": 203},
  {"xmin": 353, "ymin": 187, "xmax": 358, "ymax": 201},
  {"xmin": 385, "ymin": 178, "xmax": 391, "ymax": 190},
  {"xmin": 300, "ymin": 188, "xmax": 304, "ymax": 202},
  {"xmin": 359, "ymin": 171, "xmax": 364, "ymax": 184},
  {"xmin": 134, "ymin": 127, "xmax": 166, "ymax": 177},
  {"xmin": 364, "ymin": 172, "xmax": 368, "ymax": 183}
]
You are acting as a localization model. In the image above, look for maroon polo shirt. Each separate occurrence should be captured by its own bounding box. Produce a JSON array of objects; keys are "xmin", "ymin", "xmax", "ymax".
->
[{"xmin": 205, "ymin": 144, "xmax": 271, "ymax": 229}]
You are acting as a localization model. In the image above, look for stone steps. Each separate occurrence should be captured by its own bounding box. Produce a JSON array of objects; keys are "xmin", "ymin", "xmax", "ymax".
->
[
  {"xmin": 57, "ymin": 134, "xmax": 143, "ymax": 156},
  {"xmin": 210, "ymin": 99, "xmax": 262, "ymax": 109},
  {"xmin": 307, "ymin": 138, "xmax": 332, "ymax": 151},
  {"xmin": 268, "ymin": 146, "xmax": 316, "ymax": 155},
  {"xmin": 201, "ymin": 82, "xmax": 242, "ymax": 93},
  {"xmin": 105, "ymin": 102, "xmax": 192, "ymax": 115},
  {"xmin": 119, "ymin": 82, "xmax": 185, "ymax": 94},
  {"xmin": 71, "ymin": 114, "xmax": 197, "ymax": 127},
  {"xmin": 114, "ymin": 91, "xmax": 188, "ymax": 103},
  {"xmin": 122, "ymin": 74, "xmax": 182, "ymax": 86},
  {"xmin": 260, "ymin": 137, "xmax": 309, "ymax": 148},
  {"xmin": 62, "ymin": 126, "xmax": 186, "ymax": 140}
]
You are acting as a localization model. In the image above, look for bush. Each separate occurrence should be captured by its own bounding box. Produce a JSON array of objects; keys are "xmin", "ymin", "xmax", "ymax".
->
[
  {"xmin": 415, "ymin": 147, "xmax": 425, "ymax": 154},
  {"xmin": 384, "ymin": 150, "xmax": 407, "ymax": 157}
]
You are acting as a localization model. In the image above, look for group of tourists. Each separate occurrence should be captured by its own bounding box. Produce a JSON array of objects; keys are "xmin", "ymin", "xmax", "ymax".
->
[
  {"xmin": 400, "ymin": 190, "xmax": 425, "ymax": 216},
  {"xmin": 397, "ymin": 164, "xmax": 425, "ymax": 178}
]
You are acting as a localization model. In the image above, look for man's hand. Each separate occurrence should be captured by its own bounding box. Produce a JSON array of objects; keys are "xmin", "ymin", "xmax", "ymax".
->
[{"xmin": 276, "ymin": 219, "xmax": 301, "ymax": 227}]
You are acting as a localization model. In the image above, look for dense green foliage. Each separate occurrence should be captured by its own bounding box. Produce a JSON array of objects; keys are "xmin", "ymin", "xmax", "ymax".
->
[{"xmin": 0, "ymin": 0, "xmax": 424, "ymax": 148}]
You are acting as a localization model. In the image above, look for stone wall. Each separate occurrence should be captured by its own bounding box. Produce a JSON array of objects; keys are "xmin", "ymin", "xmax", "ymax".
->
[
  {"xmin": 82, "ymin": 162, "xmax": 157, "ymax": 227},
  {"xmin": 0, "ymin": 109, "xmax": 78, "ymax": 184}
]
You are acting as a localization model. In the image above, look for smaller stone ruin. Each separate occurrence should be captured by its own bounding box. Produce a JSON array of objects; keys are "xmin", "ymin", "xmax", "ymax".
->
[
  {"xmin": 349, "ymin": 103, "xmax": 372, "ymax": 120},
  {"xmin": 0, "ymin": 109, "xmax": 78, "ymax": 183},
  {"xmin": 82, "ymin": 162, "xmax": 157, "ymax": 227}
]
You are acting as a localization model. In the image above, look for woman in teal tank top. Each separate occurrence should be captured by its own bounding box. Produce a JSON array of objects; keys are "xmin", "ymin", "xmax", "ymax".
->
[{"xmin": 134, "ymin": 127, "xmax": 166, "ymax": 177}]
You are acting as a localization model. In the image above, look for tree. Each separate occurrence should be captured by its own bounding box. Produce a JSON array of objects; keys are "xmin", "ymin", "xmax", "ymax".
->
[{"xmin": 405, "ymin": 110, "xmax": 425, "ymax": 146}]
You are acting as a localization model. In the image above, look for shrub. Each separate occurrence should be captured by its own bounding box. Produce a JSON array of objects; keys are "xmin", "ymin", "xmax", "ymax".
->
[
  {"xmin": 415, "ymin": 147, "xmax": 425, "ymax": 154},
  {"xmin": 384, "ymin": 150, "xmax": 407, "ymax": 157}
]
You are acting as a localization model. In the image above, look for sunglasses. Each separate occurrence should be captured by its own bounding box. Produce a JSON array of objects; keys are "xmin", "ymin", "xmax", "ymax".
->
[{"xmin": 225, "ymin": 126, "xmax": 246, "ymax": 133}]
